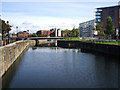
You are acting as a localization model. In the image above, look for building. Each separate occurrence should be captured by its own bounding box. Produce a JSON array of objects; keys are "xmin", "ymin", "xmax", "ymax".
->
[
  {"xmin": 57, "ymin": 29, "xmax": 61, "ymax": 37},
  {"xmin": 17, "ymin": 31, "xmax": 29, "ymax": 38},
  {"xmin": 49, "ymin": 28, "xmax": 61, "ymax": 37},
  {"xmin": 12, "ymin": 34, "xmax": 17, "ymax": 38},
  {"xmin": 36, "ymin": 30, "xmax": 50, "ymax": 37},
  {"xmin": 96, "ymin": 4, "xmax": 120, "ymax": 31},
  {"xmin": 79, "ymin": 19, "xmax": 95, "ymax": 37}
]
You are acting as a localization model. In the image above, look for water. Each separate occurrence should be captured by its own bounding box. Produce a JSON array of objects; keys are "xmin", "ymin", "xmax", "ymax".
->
[{"xmin": 2, "ymin": 43, "xmax": 119, "ymax": 88}]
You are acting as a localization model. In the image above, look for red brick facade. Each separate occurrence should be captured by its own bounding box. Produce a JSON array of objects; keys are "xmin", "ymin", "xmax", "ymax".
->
[
  {"xmin": 37, "ymin": 30, "xmax": 50, "ymax": 37},
  {"xmin": 96, "ymin": 5, "xmax": 120, "ymax": 31},
  {"xmin": 17, "ymin": 31, "xmax": 29, "ymax": 38}
]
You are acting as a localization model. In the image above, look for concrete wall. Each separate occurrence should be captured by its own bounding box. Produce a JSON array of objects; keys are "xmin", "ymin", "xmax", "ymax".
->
[
  {"xmin": 57, "ymin": 40, "xmax": 120, "ymax": 57},
  {"xmin": 0, "ymin": 40, "xmax": 35, "ymax": 78}
]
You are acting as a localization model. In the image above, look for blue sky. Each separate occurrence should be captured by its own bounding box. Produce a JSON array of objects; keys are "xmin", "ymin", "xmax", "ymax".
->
[{"xmin": 1, "ymin": 1, "xmax": 119, "ymax": 33}]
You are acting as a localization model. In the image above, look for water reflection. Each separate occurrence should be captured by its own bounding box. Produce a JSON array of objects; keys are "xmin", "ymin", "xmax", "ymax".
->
[
  {"xmin": 2, "ymin": 42, "xmax": 119, "ymax": 88},
  {"xmin": 2, "ymin": 50, "xmax": 26, "ymax": 89}
]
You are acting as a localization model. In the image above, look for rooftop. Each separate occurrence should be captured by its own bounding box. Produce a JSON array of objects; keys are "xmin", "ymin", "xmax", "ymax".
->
[{"xmin": 97, "ymin": 5, "xmax": 120, "ymax": 9}]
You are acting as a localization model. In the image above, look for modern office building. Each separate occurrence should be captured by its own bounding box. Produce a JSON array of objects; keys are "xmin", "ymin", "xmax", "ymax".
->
[
  {"xmin": 96, "ymin": 4, "xmax": 120, "ymax": 31},
  {"xmin": 79, "ymin": 19, "xmax": 95, "ymax": 37}
]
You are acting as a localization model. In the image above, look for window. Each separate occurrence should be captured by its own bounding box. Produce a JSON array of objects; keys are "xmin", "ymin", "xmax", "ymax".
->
[
  {"xmin": 96, "ymin": 16, "xmax": 101, "ymax": 18},
  {"xmin": 98, "ymin": 9, "xmax": 102, "ymax": 11},
  {"xmin": 97, "ymin": 19, "xmax": 101, "ymax": 22},
  {"xmin": 96, "ymin": 13, "xmax": 101, "ymax": 15}
]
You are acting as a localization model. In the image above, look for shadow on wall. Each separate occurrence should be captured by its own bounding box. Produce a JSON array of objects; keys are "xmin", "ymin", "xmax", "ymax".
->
[{"xmin": 2, "ymin": 48, "xmax": 28, "ymax": 89}]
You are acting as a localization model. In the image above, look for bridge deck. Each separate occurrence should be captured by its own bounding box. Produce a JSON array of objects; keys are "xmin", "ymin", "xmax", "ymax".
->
[{"xmin": 30, "ymin": 37, "xmax": 65, "ymax": 40}]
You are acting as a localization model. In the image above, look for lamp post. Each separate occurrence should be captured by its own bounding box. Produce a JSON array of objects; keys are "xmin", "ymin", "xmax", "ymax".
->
[
  {"xmin": 27, "ymin": 30, "xmax": 29, "ymax": 39},
  {"xmin": 16, "ymin": 26, "xmax": 18, "ymax": 37},
  {"xmin": 7, "ymin": 21, "xmax": 9, "ymax": 44}
]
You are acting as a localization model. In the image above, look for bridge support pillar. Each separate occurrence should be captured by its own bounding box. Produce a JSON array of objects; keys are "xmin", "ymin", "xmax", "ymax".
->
[
  {"xmin": 35, "ymin": 39, "xmax": 39, "ymax": 46},
  {"xmin": 55, "ymin": 39, "xmax": 57, "ymax": 47}
]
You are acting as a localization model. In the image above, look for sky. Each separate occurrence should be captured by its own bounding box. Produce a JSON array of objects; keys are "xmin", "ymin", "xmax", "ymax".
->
[{"xmin": 0, "ymin": 0, "xmax": 119, "ymax": 33}]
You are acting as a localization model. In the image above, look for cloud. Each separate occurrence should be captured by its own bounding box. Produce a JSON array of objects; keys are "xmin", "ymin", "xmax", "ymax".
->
[
  {"xmin": 22, "ymin": 22, "xmax": 32, "ymax": 25},
  {"xmin": 2, "ymin": 1, "xmax": 118, "ymax": 33},
  {"xmin": 2, "ymin": 0, "xmax": 119, "ymax": 2}
]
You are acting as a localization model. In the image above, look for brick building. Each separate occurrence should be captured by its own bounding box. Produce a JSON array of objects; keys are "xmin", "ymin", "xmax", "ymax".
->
[
  {"xmin": 12, "ymin": 34, "xmax": 17, "ymax": 38},
  {"xmin": 96, "ymin": 5, "xmax": 120, "ymax": 31},
  {"xmin": 36, "ymin": 30, "xmax": 50, "ymax": 37},
  {"xmin": 17, "ymin": 31, "xmax": 29, "ymax": 38}
]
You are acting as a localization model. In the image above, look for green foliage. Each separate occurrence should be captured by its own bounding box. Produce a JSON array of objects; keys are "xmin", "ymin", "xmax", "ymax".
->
[
  {"xmin": 63, "ymin": 29, "xmax": 72, "ymax": 37},
  {"xmin": 106, "ymin": 16, "xmax": 115, "ymax": 36},
  {"xmin": 30, "ymin": 33, "xmax": 38, "ymax": 37},
  {"xmin": 62, "ymin": 37, "xmax": 83, "ymax": 41},
  {"xmin": 63, "ymin": 28, "xmax": 80, "ymax": 37},
  {"xmin": 96, "ymin": 22, "xmax": 105, "ymax": 36},
  {"xmin": 86, "ymin": 41, "xmax": 120, "ymax": 45},
  {"xmin": 0, "ymin": 19, "xmax": 12, "ymax": 40},
  {"xmin": 98, "ymin": 31, "xmax": 105, "ymax": 36},
  {"xmin": 72, "ymin": 28, "xmax": 80, "ymax": 37},
  {"xmin": 62, "ymin": 37, "xmax": 120, "ymax": 45},
  {"xmin": 0, "ymin": 34, "xmax": 5, "ymax": 38},
  {"xmin": 96, "ymin": 22, "xmax": 103, "ymax": 31},
  {"xmin": 1, "ymin": 19, "xmax": 12, "ymax": 33},
  {"xmin": 118, "ymin": 25, "xmax": 120, "ymax": 36}
]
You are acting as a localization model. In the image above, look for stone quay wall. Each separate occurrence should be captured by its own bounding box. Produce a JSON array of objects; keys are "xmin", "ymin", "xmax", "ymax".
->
[
  {"xmin": 57, "ymin": 40, "xmax": 120, "ymax": 57},
  {"xmin": 0, "ymin": 40, "xmax": 35, "ymax": 78}
]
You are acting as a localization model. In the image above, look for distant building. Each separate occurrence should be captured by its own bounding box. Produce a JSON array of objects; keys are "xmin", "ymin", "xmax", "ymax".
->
[
  {"xmin": 36, "ymin": 30, "xmax": 50, "ymax": 37},
  {"xmin": 49, "ymin": 28, "xmax": 61, "ymax": 37},
  {"xmin": 96, "ymin": 4, "xmax": 120, "ymax": 31},
  {"xmin": 17, "ymin": 31, "xmax": 29, "ymax": 38},
  {"xmin": 57, "ymin": 29, "xmax": 61, "ymax": 37},
  {"xmin": 79, "ymin": 19, "xmax": 95, "ymax": 37},
  {"xmin": 50, "ymin": 29, "xmax": 55, "ymax": 37},
  {"xmin": 12, "ymin": 34, "xmax": 17, "ymax": 38}
]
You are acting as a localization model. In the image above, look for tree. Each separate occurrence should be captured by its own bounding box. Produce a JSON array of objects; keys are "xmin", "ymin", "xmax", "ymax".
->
[
  {"xmin": 106, "ymin": 16, "xmax": 114, "ymax": 39},
  {"xmin": 0, "ymin": 19, "xmax": 12, "ymax": 40},
  {"xmin": 71, "ymin": 28, "xmax": 80, "ymax": 37},
  {"xmin": 31, "ymin": 33, "xmax": 38, "ymax": 37},
  {"xmin": 118, "ymin": 25, "xmax": 120, "ymax": 37},
  {"xmin": 63, "ymin": 29, "xmax": 72, "ymax": 37},
  {"xmin": 96, "ymin": 22, "xmax": 105, "ymax": 36}
]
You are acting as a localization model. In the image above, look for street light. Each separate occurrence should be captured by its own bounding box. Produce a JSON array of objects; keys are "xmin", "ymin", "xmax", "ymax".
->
[
  {"xmin": 16, "ymin": 26, "xmax": 18, "ymax": 37},
  {"xmin": 27, "ymin": 30, "xmax": 29, "ymax": 39},
  {"xmin": 7, "ymin": 21, "xmax": 9, "ymax": 44}
]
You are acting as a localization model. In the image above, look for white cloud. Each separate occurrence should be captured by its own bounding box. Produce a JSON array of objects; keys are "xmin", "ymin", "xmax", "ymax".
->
[
  {"xmin": 3, "ymin": 11, "xmax": 91, "ymax": 33},
  {"xmin": 2, "ymin": 0, "xmax": 119, "ymax": 2},
  {"xmin": 2, "ymin": 1, "xmax": 119, "ymax": 33}
]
